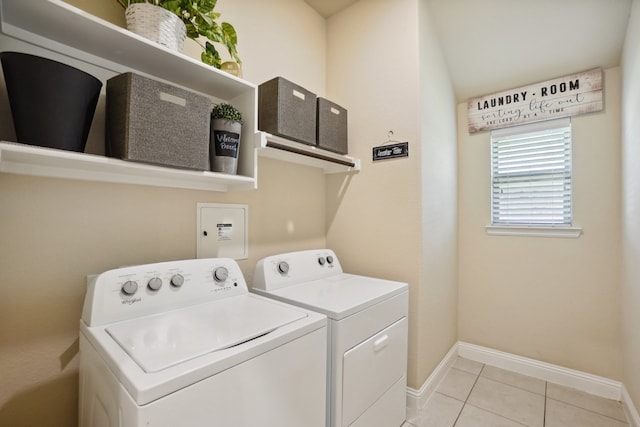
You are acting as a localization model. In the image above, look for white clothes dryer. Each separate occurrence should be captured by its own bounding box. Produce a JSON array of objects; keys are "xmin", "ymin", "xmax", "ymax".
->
[
  {"xmin": 252, "ymin": 249, "xmax": 408, "ymax": 427},
  {"xmin": 79, "ymin": 258, "xmax": 327, "ymax": 427}
]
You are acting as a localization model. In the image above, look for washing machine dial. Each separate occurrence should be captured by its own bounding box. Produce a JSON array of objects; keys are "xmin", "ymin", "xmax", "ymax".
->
[
  {"xmin": 318, "ymin": 257, "xmax": 326, "ymax": 266},
  {"xmin": 147, "ymin": 277, "xmax": 162, "ymax": 291},
  {"xmin": 326, "ymin": 255, "xmax": 334, "ymax": 264},
  {"xmin": 170, "ymin": 274, "xmax": 184, "ymax": 287},
  {"xmin": 277, "ymin": 261, "xmax": 290, "ymax": 274},
  {"xmin": 122, "ymin": 280, "xmax": 138, "ymax": 295},
  {"xmin": 213, "ymin": 267, "xmax": 229, "ymax": 283}
]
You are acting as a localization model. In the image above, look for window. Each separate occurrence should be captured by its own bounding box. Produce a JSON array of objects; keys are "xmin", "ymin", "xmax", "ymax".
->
[{"xmin": 490, "ymin": 118, "xmax": 572, "ymax": 227}]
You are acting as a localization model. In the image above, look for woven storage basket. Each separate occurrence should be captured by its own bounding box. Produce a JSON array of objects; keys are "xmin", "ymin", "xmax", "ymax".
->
[
  {"xmin": 106, "ymin": 72, "xmax": 212, "ymax": 170},
  {"xmin": 258, "ymin": 77, "xmax": 317, "ymax": 146},
  {"xmin": 125, "ymin": 3, "xmax": 186, "ymax": 52}
]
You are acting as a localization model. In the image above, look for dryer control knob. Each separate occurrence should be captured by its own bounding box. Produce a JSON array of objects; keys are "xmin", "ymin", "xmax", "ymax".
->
[
  {"xmin": 213, "ymin": 267, "xmax": 229, "ymax": 283},
  {"xmin": 326, "ymin": 255, "xmax": 334, "ymax": 264},
  {"xmin": 148, "ymin": 277, "xmax": 162, "ymax": 291},
  {"xmin": 122, "ymin": 280, "xmax": 138, "ymax": 295},
  {"xmin": 318, "ymin": 257, "xmax": 326, "ymax": 265},
  {"xmin": 277, "ymin": 261, "xmax": 290, "ymax": 274},
  {"xmin": 170, "ymin": 274, "xmax": 184, "ymax": 287}
]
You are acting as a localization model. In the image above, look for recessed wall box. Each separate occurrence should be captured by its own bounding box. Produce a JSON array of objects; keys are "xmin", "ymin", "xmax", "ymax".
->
[{"xmin": 197, "ymin": 203, "xmax": 248, "ymax": 260}]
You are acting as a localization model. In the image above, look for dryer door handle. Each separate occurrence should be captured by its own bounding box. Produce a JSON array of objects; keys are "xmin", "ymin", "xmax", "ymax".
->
[{"xmin": 373, "ymin": 334, "xmax": 389, "ymax": 351}]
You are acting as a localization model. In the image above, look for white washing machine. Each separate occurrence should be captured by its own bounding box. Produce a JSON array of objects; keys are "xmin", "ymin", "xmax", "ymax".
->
[
  {"xmin": 252, "ymin": 249, "xmax": 408, "ymax": 427},
  {"xmin": 79, "ymin": 258, "xmax": 327, "ymax": 427}
]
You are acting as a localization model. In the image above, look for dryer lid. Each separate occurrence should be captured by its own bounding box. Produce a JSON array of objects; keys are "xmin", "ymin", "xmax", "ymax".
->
[
  {"xmin": 267, "ymin": 273, "xmax": 407, "ymax": 319},
  {"xmin": 106, "ymin": 294, "xmax": 306, "ymax": 373}
]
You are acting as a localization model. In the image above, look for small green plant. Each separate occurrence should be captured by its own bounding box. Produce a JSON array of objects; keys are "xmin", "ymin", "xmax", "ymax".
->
[
  {"xmin": 116, "ymin": 0, "xmax": 241, "ymax": 69},
  {"xmin": 211, "ymin": 103, "xmax": 243, "ymax": 123}
]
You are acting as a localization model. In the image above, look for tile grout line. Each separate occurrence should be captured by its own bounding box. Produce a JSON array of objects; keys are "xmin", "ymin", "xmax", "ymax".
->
[
  {"xmin": 430, "ymin": 358, "xmax": 628, "ymax": 427},
  {"xmin": 452, "ymin": 363, "xmax": 485, "ymax": 427},
  {"xmin": 546, "ymin": 396, "xmax": 630, "ymax": 425},
  {"xmin": 478, "ymin": 373, "xmax": 547, "ymax": 397},
  {"xmin": 481, "ymin": 361, "xmax": 627, "ymax": 425},
  {"xmin": 543, "ymin": 380, "xmax": 548, "ymax": 426},
  {"xmin": 481, "ymin": 364, "xmax": 548, "ymax": 397},
  {"xmin": 463, "ymin": 364, "xmax": 543, "ymax": 427},
  {"xmin": 462, "ymin": 401, "xmax": 531, "ymax": 426}
]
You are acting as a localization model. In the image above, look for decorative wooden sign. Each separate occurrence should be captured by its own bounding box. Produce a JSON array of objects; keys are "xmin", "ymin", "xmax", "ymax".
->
[
  {"xmin": 467, "ymin": 68, "xmax": 603, "ymax": 133},
  {"xmin": 372, "ymin": 142, "xmax": 409, "ymax": 162}
]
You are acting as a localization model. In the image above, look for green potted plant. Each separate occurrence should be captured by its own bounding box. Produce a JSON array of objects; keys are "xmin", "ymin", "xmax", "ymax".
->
[
  {"xmin": 210, "ymin": 103, "xmax": 243, "ymax": 174},
  {"xmin": 116, "ymin": 0, "xmax": 241, "ymax": 69}
]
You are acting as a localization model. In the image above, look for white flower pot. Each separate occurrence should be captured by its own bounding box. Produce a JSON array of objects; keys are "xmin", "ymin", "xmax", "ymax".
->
[{"xmin": 125, "ymin": 3, "xmax": 186, "ymax": 52}]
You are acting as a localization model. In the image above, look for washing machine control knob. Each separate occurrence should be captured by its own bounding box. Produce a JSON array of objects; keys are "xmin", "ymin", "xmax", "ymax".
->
[
  {"xmin": 170, "ymin": 274, "xmax": 184, "ymax": 287},
  {"xmin": 213, "ymin": 267, "xmax": 229, "ymax": 283},
  {"xmin": 277, "ymin": 261, "xmax": 290, "ymax": 274},
  {"xmin": 326, "ymin": 255, "xmax": 334, "ymax": 264},
  {"xmin": 318, "ymin": 257, "xmax": 326, "ymax": 265},
  {"xmin": 122, "ymin": 280, "xmax": 138, "ymax": 295},
  {"xmin": 147, "ymin": 277, "xmax": 162, "ymax": 291}
]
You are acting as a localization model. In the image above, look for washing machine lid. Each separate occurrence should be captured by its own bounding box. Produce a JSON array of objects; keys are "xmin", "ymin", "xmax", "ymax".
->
[
  {"xmin": 106, "ymin": 294, "xmax": 307, "ymax": 373},
  {"xmin": 265, "ymin": 273, "xmax": 407, "ymax": 320}
]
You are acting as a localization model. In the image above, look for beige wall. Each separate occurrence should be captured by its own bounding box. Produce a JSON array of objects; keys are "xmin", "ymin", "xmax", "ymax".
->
[
  {"xmin": 3, "ymin": 1, "xmax": 634, "ymax": 426},
  {"xmin": 0, "ymin": 2, "xmax": 328, "ymax": 426},
  {"xmin": 325, "ymin": 0, "xmax": 422, "ymax": 389},
  {"xmin": 417, "ymin": 0, "xmax": 459, "ymax": 385},
  {"xmin": 214, "ymin": 0, "xmax": 327, "ymax": 94},
  {"xmin": 621, "ymin": 0, "xmax": 640, "ymax": 411},
  {"xmin": 325, "ymin": 0, "xmax": 458, "ymax": 389},
  {"xmin": 458, "ymin": 68, "xmax": 623, "ymax": 380},
  {"xmin": 64, "ymin": 0, "xmax": 327, "ymax": 94}
]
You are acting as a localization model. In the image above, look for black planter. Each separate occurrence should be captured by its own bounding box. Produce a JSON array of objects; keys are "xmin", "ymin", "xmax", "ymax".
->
[{"xmin": 1, "ymin": 52, "xmax": 102, "ymax": 152}]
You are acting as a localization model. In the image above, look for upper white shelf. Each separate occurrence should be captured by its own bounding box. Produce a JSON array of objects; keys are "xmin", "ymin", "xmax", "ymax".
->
[
  {"xmin": 258, "ymin": 134, "xmax": 360, "ymax": 174},
  {"xmin": 0, "ymin": 142, "xmax": 257, "ymax": 191},
  {"xmin": 0, "ymin": 0, "xmax": 261, "ymax": 191},
  {"xmin": 0, "ymin": 0, "xmax": 361, "ymax": 184},
  {"xmin": 0, "ymin": 0, "xmax": 255, "ymax": 100}
]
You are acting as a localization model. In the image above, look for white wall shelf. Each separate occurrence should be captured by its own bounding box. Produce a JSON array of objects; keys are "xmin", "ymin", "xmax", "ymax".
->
[
  {"xmin": 0, "ymin": 142, "xmax": 256, "ymax": 192},
  {"xmin": 0, "ymin": 0, "xmax": 359, "ymax": 189},
  {"xmin": 0, "ymin": 0, "xmax": 253, "ymax": 100},
  {"xmin": 0, "ymin": 0, "xmax": 259, "ymax": 192},
  {"xmin": 258, "ymin": 133, "xmax": 360, "ymax": 174}
]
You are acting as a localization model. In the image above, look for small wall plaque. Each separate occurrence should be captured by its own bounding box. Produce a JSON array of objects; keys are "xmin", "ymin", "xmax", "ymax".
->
[{"xmin": 372, "ymin": 142, "xmax": 409, "ymax": 162}]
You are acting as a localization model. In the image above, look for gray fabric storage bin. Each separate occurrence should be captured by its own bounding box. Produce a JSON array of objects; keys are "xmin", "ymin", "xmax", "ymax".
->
[
  {"xmin": 316, "ymin": 97, "xmax": 348, "ymax": 154},
  {"xmin": 106, "ymin": 72, "xmax": 212, "ymax": 170},
  {"xmin": 258, "ymin": 77, "xmax": 316, "ymax": 146}
]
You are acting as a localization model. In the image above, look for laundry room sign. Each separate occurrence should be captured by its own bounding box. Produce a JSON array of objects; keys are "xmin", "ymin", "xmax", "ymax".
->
[{"xmin": 467, "ymin": 68, "xmax": 603, "ymax": 133}]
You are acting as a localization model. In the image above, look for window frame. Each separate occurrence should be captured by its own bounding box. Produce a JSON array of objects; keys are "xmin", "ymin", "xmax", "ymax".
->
[{"xmin": 486, "ymin": 118, "xmax": 582, "ymax": 238}]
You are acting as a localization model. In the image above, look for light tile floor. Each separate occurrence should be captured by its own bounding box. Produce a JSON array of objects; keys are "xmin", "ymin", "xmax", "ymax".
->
[{"xmin": 403, "ymin": 357, "xmax": 629, "ymax": 427}]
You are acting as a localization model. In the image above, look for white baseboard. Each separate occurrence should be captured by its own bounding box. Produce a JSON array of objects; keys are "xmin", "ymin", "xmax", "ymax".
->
[
  {"xmin": 406, "ymin": 341, "xmax": 640, "ymax": 427},
  {"xmin": 623, "ymin": 384, "xmax": 640, "ymax": 427},
  {"xmin": 406, "ymin": 343, "xmax": 458, "ymax": 414},
  {"xmin": 457, "ymin": 342, "xmax": 621, "ymax": 400}
]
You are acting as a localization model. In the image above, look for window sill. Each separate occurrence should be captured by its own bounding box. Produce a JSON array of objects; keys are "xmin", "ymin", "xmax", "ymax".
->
[{"xmin": 485, "ymin": 225, "xmax": 583, "ymax": 238}]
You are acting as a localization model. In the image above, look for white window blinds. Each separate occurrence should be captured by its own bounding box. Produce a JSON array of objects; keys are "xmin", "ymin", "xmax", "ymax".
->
[{"xmin": 490, "ymin": 118, "xmax": 572, "ymax": 226}]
